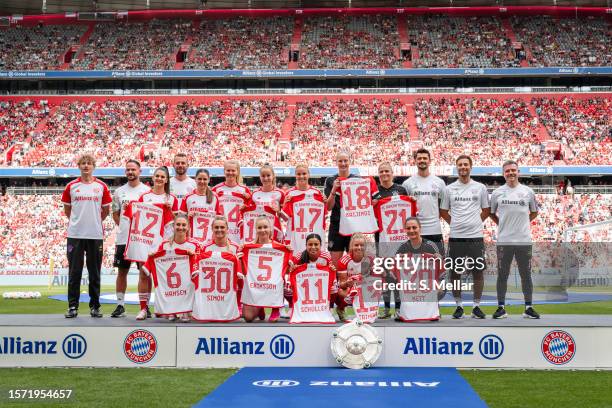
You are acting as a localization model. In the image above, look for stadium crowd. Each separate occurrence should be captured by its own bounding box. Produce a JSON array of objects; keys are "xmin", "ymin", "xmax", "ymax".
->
[
  {"xmin": 299, "ymin": 15, "xmax": 401, "ymax": 69},
  {"xmin": 10, "ymin": 100, "xmax": 168, "ymax": 167},
  {"xmin": 157, "ymin": 99, "xmax": 287, "ymax": 166},
  {"xmin": 407, "ymin": 16, "xmax": 518, "ymax": 68},
  {"xmin": 185, "ymin": 17, "xmax": 293, "ymax": 70},
  {"xmin": 73, "ymin": 20, "xmax": 193, "ymax": 70},
  {"xmin": 0, "ymin": 24, "xmax": 86, "ymax": 70},
  {"xmin": 511, "ymin": 16, "xmax": 611, "ymax": 67}
]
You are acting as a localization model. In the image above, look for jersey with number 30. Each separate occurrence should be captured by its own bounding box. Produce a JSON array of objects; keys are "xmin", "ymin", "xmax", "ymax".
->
[
  {"xmin": 290, "ymin": 263, "xmax": 335, "ymax": 324},
  {"xmin": 191, "ymin": 251, "xmax": 242, "ymax": 322},
  {"xmin": 240, "ymin": 242, "xmax": 291, "ymax": 307},
  {"xmin": 142, "ymin": 248, "xmax": 195, "ymax": 316},
  {"xmin": 338, "ymin": 177, "xmax": 379, "ymax": 236}
]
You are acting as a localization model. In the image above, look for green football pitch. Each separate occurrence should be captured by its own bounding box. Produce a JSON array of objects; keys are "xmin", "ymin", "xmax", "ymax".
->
[
  {"xmin": 0, "ymin": 368, "xmax": 610, "ymax": 408},
  {"xmin": 1, "ymin": 285, "xmax": 611, "ymax": 408}
]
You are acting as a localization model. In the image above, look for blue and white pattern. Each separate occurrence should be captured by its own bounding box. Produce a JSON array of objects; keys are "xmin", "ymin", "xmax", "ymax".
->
[
  {"xmin": 548, "ymin": 338, "xmax": 569, "ymax": 357},
  {"xmin": 131, "ymin": 337, "xmax": 151, "ymax": 356}
]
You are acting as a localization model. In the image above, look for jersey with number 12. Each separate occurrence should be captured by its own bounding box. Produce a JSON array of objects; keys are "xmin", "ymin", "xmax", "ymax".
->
[{"xmin": 124, "ymin": 201, "xmax": 174, "ymax": 262}]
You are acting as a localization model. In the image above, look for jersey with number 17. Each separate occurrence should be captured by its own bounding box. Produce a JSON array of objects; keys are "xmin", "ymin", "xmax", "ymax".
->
[{"xmin": 281, "ymin": 190, "xmax": 326, "ymax": 256}]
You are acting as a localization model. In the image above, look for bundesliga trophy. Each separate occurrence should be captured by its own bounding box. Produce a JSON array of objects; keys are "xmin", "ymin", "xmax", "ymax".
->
[{"xmin": 330, "ymin": 318, "xmax": 383, "ymax": 369}]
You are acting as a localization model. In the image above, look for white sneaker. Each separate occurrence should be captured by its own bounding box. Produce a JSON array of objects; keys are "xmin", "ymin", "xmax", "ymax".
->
[
  {"xmin": 167, "ymin": 314, "xmax": 177, "ymax": 322},
  {"xmin": 280, "ymin": 307, "xmax": 290, "ymax": 319},
  {"xmin": 136, "ymin": 309, "xmax": 147, "ymax": 320},
  {"xmin": 180, "ymin": 313, "xmax": 190, "ymax": 323}
]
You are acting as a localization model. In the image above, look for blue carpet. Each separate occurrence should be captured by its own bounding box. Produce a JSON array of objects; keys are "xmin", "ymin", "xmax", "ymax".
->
[{"xmin": 194, "ymin": 367, "xmax": 487, "ymax": 408}]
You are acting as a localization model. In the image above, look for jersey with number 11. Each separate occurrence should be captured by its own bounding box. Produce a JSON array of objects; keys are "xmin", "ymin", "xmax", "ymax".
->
[{"xmin": 290, "ymin": 263, "xmax": 335, "ymax": 324}]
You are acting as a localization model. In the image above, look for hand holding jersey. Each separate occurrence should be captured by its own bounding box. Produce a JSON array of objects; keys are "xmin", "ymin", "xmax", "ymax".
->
[
  {"xmin": 240, "ymin": 242, "xmax": 291, "ymax": 308},
  {"xmin": 338, "ymin": 176, "xmax": 379, "ymax": 236},
  {"xmin": 289, "ymin": 263, "xmax": 336, "ymax": 324},
  {"xmin": 124, "ymin": 201, "xmax": 175, "ymax": 263}
]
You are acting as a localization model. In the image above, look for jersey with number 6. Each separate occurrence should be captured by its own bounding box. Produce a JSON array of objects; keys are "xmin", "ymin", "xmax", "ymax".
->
[
  {"xmin": 191, "ymin": 251, "xmax": 242, "ymax": 322},
  {"xmin": 142, "ymin": 248, "xmax": 195, "ymax": 316},
  {"xmin": 240, "ymin": 242, "xmax": 291, "ymax": 307},
  {"xmin": 123, "ymin": 201, "xmax": 174, "ymax": 262},
  {"xmin": 290, "ymin": 263, "xmax": 335, "ymax": 324},
  {"xmin": 282, "ymin": 190, "xmax": 326, "ymax": 256},
  {"xmin": 338, "ymin": 177, "xmax": 379, "ymax": 236}
]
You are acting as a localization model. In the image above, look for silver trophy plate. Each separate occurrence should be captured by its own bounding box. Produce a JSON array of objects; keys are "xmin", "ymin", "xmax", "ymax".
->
[{"xmin": 330, "ymin": 319, "xmax": 383, "ymax": 369}]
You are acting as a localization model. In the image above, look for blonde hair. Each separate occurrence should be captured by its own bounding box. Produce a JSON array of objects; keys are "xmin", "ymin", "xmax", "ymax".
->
[
  {"xmin": 224, "ymin": 160, "xmax": 243, "ymax": 185},
  {"xmin": 259, "ymin": 164, "xmax": 276, "ymax": 186},
  {"xmin": 254, "ymin": 216, "xmax": 273, "ymax": 244},
  {"xmin": 295, "ymin": 163, "xmax": 310, "ymax": 174},
  {"xmin": 77, "ymin": 154, "xmax": 96, "ymax": 167},
  {"xmin": 348, "ymin": 233, "xmax": 367, "ymax": 256},
  {"xmin": 169, "ymin": 213, "xmax": 189, "ymax": 248}
]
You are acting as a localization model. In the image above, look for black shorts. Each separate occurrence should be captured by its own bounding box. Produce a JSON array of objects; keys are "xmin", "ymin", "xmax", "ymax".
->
[
  {"xmin": 422, "ymin": 234, "xmax": 445, "ymax": 256},
  {"xmin": 113, "ymin": 245, "xmax": 131, "ymax": 270},
  {"xmin": 328, "ymin": 226, "xmax": 351, "ymax": 253},
  {"xmin": 448, "ymin": 237, "xmax": 486, "ymax": 276}
]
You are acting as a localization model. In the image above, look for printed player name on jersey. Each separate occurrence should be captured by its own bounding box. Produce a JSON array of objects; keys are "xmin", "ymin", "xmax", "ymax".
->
[
  {"xmin": 164, "ymin": 289, "xmax": 188, "ymax": 297},
  {"xmin": 206, "ymin": 294, "xmax": 227, "ymax": 302},
  {"xmin": 249, "ymin": 282, "xmax": 277, "ymax": 290},
  {"xmin": 300, "ymin": 304, "xmax": 330, "ymax": 313},
  {"xmin": 344, "ymin": 210, "xmax": 372, "ymax": 217}
]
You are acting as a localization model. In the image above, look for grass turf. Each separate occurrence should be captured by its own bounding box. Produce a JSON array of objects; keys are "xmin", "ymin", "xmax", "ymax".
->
[
  {"xmin": 0, "ymin": 368, "xmax": 609, "ymax": 408},
  {"xmin": 1, "ymin": 286, "xmax": 611, "ymax": 316}
]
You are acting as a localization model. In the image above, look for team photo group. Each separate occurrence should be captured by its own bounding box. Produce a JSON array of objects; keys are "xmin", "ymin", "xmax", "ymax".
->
[{"xmin": 60, "ymin": 148, "xmax": 540, "ymax": 325}]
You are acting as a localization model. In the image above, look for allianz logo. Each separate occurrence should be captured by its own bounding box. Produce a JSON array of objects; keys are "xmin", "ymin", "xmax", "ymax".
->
[
  {"xmin": 195, "ymin": 335, "xmax": 295, "ymax": 360},
  {"xmin": 403, "ymin": 335, "xmax": 504, "ymax": 359},
  {"xmin": 252, "ymin": 380, "xmax": 439, "ymax": 388}
]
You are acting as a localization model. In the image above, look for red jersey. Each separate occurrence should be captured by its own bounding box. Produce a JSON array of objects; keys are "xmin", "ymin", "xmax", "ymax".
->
[
  {"xmin": 213, "ymin": 188, "xmax": 249, "ymax": 243},
  {"xmin": 251, "ymin": 187, "xmax": 285, "ymax": 209},
  {"xmin": 123, "ymin": 201, "xmax": 175, "ymax": 263},
  {"xmin": 374, "ymin": 195, "xmax": 418, "ymax": 257}
]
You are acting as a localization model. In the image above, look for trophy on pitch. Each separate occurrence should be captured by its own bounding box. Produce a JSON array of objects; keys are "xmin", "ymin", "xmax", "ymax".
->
[{"xmin": 330, "ymin": 318, "xmax": 383, "ymax": 369}]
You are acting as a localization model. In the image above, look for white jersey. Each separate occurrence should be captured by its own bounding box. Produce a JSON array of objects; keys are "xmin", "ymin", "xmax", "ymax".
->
[
  {"xmin": 212, "ymin": 183, "xmax": 250, "ymax": 243},
  {"xmin": 201, "ymin": 240, "xmax": 240, "ymax": 255},
  {"xmin": 170, "ymin": 176, "xmax": 197, "ymax": 203},
  {"xmin": 241, "ymin": 242, "xmax": 291, "ymax": 307},
  {"xmin": 239, "ymin": 203, "xmax": 283, "ymax": 243},
  {"xmin": 402, "ymin": 174, "xmax": 447, "ymax": 236},
  {"xmin": 112, "ymin": 182, "xmax": 150, "ymax": 245},
  {"xmin": 155, "ymin": 239, "xmax": 201, "ymax": 254},
  {"xmin": 339, "ymin": 177, "xmax": 379, "ymax": 236},
  {"xmin": 351, "ymin": 274, "xmax": 382, "ymax": 324},
  {"xmin": 139, "ymin": 190, "xmax": 179, "ymax": 213},
  {"xmin": 124, "ymin": 201, "xmax": 174, "ymax": 262},
  {"xmin": 290, "ymin": 263, "xmax": 335, "ymax": 324},
  {"xmin": 192, "ymin": 251, "xmax": 241, "ymax": 322},
  {"xmin": 282, "ymin": 190, "xmax": 327, "ymax": 256},
  {"xmin": 181, "ymin": 191, "xmax": 221, "ymax": 243},
  {"xmin": 374, "ymin": 195, "xmax": 417, "ymax": 258},
  {"xmin": 251, "ymin": 187, "xmax": 285, "ymax": 209},
  {"xmin": 61, "ymin": 177, "xmax": 113, "ymax": 240},
  {"xmin": 490, "ymin": 183, "xmax": 538, "ymax": 244},
  {"xmin": 441, "ymin": 179, "xmax": 490, "ymax": 239},
  {"xmin": 143, "ymin": 248, "xmax": 195, "ymax": 316},
  {"xmin": 397, "ymin": 253, "xmax": 442, "ymax": 322}
]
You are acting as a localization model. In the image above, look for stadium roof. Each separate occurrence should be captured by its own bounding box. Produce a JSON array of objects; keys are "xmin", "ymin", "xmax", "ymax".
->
[{"xmin": 1, "ymin": 0, "xmax": 609, "ymax": 15}]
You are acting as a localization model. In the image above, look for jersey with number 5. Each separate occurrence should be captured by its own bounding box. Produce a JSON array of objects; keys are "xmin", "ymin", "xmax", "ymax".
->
[{"xmin": 240, "ymin": 242, "xmax": 291, "ymax": 307}]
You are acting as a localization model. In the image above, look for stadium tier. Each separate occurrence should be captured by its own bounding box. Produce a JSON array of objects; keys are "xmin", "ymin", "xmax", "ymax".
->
[
  {"xmin": 1, "ymin": 94, "xmax": 609, "ymax": 167},
  {"xmin": 0, "ymin": 9, "xmax": 610, "ymax": 72}
]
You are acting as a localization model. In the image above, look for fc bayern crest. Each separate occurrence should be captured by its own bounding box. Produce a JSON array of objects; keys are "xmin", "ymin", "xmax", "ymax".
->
[
  {"xmin": 124, "ymin": 329, "xmax": 158, "ymax": 364},
  {"xmin": 541, "ymin": 330, "xmax": 575, "ymax": 365}
]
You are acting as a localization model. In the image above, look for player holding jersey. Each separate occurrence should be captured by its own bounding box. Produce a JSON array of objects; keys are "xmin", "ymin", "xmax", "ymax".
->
[
  {"xmin": 440, "ymin": 155, "xmax": 490, "ymax": 319},
  {"xmin": 62, "ymin": 154, "xmax": 112, "ymax": 318},
  {"xmin": 212, "ymin": 160, "xmax": 251, "ymax": 243},
  {"xmin": 289, "ymin": 234, "xmax": 336, "ymax": 324},
  {"xmin": 141, "ymin": 215, "xmax": 197, "ymax": 320},
  {"xmin": 325, "ymin": 152, "xmax": 378, "ymax": 267},
  {"xmin": 170, "ymin": 153, "xmax": 197, "ymax": 208},
  {"xmin": 240, "ymin": 216, "xmax": 291, "ymax": 323},
  {"xmin": 132, "ymin": 166, "xmax": 178, "ymax": 319},
  {"xmin": 490, "ymin": 160, "xmax": 540, "ymax": 319},
  {"xmin": 284, "ymin": 164, "xmax": 321, "ymax": 202},
  {"xmin": 336, "ymin": 233, "xmax": 374, "ymax": 322},
  {"xmin": 201, "ymin": 216, "xmax": 240, "ymax": 254},
  {"xmin": 287, "ymin": 234, "xmax": 335, "ymax": 320},
  {"xmin": 181, "ymin": 169, "xmax": 222, "ymax": 243},
  {"xmin": 373, "ymin": 162, "xmax": 412, "ymax": 319},
  {"xmin": 110, "ymin": 160, "xmax": 150, "ymax": 318},
  {"xmin": 402, "ymin": 148, "xmax": 447, "ymax": 255}
]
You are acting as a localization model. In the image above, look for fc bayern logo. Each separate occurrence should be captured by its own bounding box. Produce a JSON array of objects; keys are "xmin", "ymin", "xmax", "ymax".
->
[
  {"xmin": 124, "ymin": 329, "xmax": 157, "ymax": 364},
  {"xmin": 541, "ymin": 330, "xmax": 575, "ymax": 365}
]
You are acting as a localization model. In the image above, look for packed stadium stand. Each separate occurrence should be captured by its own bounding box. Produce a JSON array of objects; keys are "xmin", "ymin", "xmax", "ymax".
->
[
  {"xmin": 185, "ymin": 17, "xmax": 293, "ymax": 70},
  {"xmin": 1, "ymin": 95, "xmax": 608, "ymax": 167}
]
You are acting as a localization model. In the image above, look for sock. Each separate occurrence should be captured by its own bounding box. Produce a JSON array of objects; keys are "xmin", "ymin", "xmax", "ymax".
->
[
  {"xmin": 525, "ymin": 304, "xmax": 532, "ymax": 310},
  {"xmin": 117, "ymin": 292, "xmax": 125, "ymax": 307},
  {"xmin": 473, "ymin": 301, "xmax": 480, "ymax": 308},
  {"xmin": 498, "ymin": 304, "xmax": 505, "ymax": 309},
  {"xmin": 138, "ymin": 293, "xmax": 148, "ymax": 310},
  {"xmin": 454, "ymin": 297, "xmax": 463, "ymax": 307}
]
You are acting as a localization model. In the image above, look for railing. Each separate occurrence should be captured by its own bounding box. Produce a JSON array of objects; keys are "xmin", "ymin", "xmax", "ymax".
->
[
  {"xmin": 3, "ymin": 86, "xmax": 611, "ymax": 96},
  {"xmin": 6, "ymin": 186, "xmax": 119, "ymax": 195}
]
